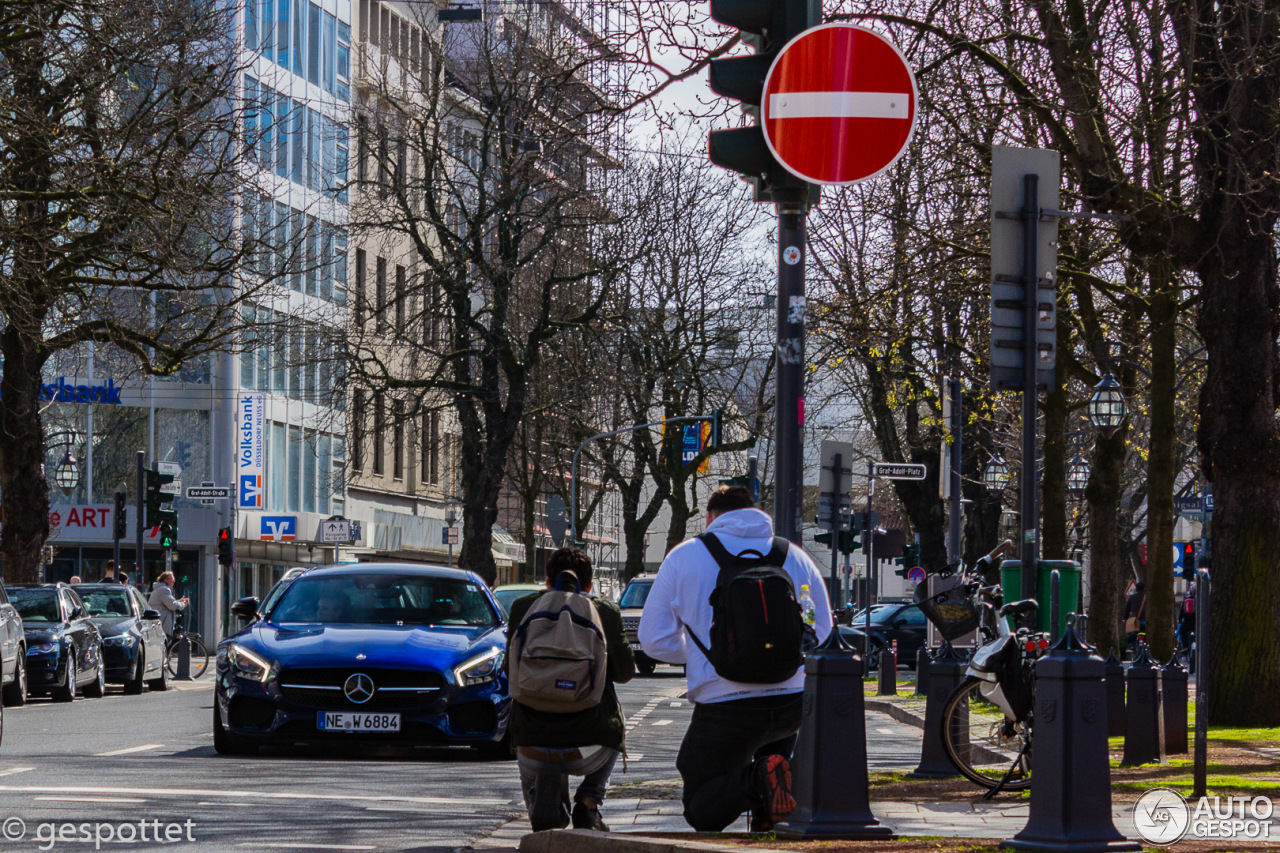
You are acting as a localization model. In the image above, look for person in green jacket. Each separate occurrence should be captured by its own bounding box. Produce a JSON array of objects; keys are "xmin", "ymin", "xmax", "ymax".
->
[{"xmin": 507, "ymin": 548, "xmax": 635, "ymax": 832}]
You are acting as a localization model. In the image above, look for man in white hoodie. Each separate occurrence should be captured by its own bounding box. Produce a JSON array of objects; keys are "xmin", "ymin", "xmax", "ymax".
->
[{"xmin": 638, "ymin": 485, "xmax": 832, "ymax": 832}]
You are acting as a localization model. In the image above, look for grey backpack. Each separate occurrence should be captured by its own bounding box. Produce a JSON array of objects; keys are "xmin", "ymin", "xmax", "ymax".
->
[{"xmin": 510, "ymin": 581, "xmax": 608, "ymax": 713}]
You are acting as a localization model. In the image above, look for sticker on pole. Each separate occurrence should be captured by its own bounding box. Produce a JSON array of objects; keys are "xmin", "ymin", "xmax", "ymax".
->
[{"xmin": 762, "ymin": 23, "xmax": 917, "ymax": 186}]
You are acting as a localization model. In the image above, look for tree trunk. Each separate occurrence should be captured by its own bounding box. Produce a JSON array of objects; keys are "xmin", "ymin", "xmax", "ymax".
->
[
  {"xmin": 1145, "ymin": 266, "xmax": 1178, "ymax": 661},
  {"xmin": 1086, "ymin": 425, "xmax": 1129, "ymax": 657},
  {"xmin": 665, "ymin": 473, "xmax": 696, "ymax": 555},
  {"xmin": 0, "ymin": 328, "xmax": 51, "ymax": 584}
]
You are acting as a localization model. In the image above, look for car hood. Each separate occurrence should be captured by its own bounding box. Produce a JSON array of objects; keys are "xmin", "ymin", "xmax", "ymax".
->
[
  {"xmin": 242, "ymin": 623, "xmax": 504, "ymax": 669},
  {"xmin": 91, "ymin": 617, "xmax": 136, "ymax": 638},
  {"xmin": 24, "ymin": 626, "xmax": 62, "ymax": 644}
]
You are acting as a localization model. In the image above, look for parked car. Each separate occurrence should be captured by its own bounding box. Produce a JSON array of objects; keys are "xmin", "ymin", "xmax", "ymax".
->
[
  {"xmin": 491, "ymin": 583, "xmax": 543, "ymax": 618},
  {"xmin": 75, "ymin": 584, "xmax": 169, "ymax": 693},
  {"xmin": 618, "ymin": 574, "xmax": 660, "ymax": 675},
  {"xmin": 0, "ymin": 584, "xmax": 27, "ymax": 706},
  {"xmin": 215, "ymin": 563, "xmax": 509, "ymax": 757},
  {"xmin": 9, "ymin": 584, "xmax": 105, "ymax": 701},
  {"xmin": 838, "ymin": 601, "xmax": 928, "ymax": 670}
]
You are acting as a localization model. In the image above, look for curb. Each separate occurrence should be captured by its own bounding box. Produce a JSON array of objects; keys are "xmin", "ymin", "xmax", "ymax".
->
[
  {"xmin": 519, "ymin": 831, "xmax": 790, "ymax": 853},
  {"xmin": 865, "ymin": 699, "xmax": 924, "ymax": 730}
]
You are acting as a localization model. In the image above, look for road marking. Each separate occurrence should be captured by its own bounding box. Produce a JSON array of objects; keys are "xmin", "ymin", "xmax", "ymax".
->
[
  {"xmin": 669, "ymin": 701, "xmax": 682, "ymax": 707},
  {"xmin": 94, "ymin": 744, "xmax": 164, "ymax": 757},
  {"xmin": 0, "ymin": 785, "xmax": 506, "ymax": 807},
  {"xmin": 651, "ymin": 719, "xmax": 673, "ymax": 726},
  {"xmin": 35, "ymin": 796, "xmax": 147, "ymax": 804},
  {"xmin": 0, "ymin": 768, "xmax": 34, "ymax": 777},
  {"xmin": 626, "ymin": 753, "xmax": 643, "ymax": 761},
  {"xmin": 240, "ymin": 845, "xmax": 376, "ymax": 851},
  {"xmin": 875, "ymin": 727, "xmax": 897, "ymax": 735},
  {"xmin": 198, "ymin": 802, "xmax": 258, "ymax": 807}
]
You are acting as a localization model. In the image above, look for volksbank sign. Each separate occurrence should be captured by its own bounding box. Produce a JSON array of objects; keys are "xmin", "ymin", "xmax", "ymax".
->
[{"xmin": 0, "ymin": 377, "xmax": 125, "ymax": 405}]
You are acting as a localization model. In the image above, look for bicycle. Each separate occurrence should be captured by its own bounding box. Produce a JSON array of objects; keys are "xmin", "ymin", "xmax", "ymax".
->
[
  {"xmin": 915, "ymin": 539, "xmax": 1052, "ymax": 795},
  {"xmin": 165, "ymin": 614, "xmax": 211, "ymax": 679}
]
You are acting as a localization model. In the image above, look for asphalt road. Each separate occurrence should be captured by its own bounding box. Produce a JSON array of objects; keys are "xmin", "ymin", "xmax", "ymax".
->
[{"xmin": 0, "ymin": 665, "xmax": 922, "ymax": 852}]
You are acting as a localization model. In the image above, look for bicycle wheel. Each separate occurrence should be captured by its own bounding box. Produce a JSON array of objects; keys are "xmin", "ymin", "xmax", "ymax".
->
[
  {"xmin": 940, "ymin": 677, "xmax": 1033, "ymax": 791},
  {"xmin": 167, "ymin": 637, "xmax": 212, "ymax": 679}
]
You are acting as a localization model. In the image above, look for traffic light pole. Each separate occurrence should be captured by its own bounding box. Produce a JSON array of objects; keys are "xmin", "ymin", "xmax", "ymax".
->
[
  {"xmin": 1019, "ymin": 174, "xmax": 1040, "ymax": 606},
  {"xmin": 774, "ymin": 210, "xmax": 806, "ymax": 544},
  {"xmin": 827, "ymin": 453, "xmax": 843, "ymax": 605},
  {"xmin": 135, "ymin": 451, "xmax": 145, "ymax": 590}
]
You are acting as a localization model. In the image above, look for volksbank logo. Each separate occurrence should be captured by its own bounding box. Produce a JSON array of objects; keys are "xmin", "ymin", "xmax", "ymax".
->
[{"xmin": 0, "ymin": 377, "xmax": 123, "ymax": 405}]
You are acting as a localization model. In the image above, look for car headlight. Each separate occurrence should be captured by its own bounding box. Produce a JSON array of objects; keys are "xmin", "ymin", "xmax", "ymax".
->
[
  {"xmin": 28, "ymin": 643, "xmax": 57, "ymax": 655},
  {"xmin": 104, "ymin": 635, "xmax": 136, "ymax": 646},
  {"xmin": 453, "ymin": 648, "xmax": 504, "ymax": 686},
  {"xmin": 224, "ymin": 643, "xmax": 274, "ymax": 683}
]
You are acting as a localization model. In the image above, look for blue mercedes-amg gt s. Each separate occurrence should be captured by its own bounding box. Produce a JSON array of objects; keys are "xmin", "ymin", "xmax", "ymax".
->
[{"xmin": 214, "ymin": 564, "xmax": 509, "ymax": 757}]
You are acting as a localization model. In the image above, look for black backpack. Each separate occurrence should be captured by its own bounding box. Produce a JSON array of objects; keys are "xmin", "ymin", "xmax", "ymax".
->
[{"xmin": 687, "ymin": 533, "xmax": 805, "ymax": 684}]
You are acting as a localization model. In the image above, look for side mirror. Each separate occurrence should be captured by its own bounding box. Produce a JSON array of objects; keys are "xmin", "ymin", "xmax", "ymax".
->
[
  {"xmin": 230, "ymin": 597, "xmax": 260, "ymax": 621},
  {"xmin": 71, "ymin": 606, "xmax": 85, "ymax": 619},
  {"xmin": 142, "ymin": 609, "xmax": 162, "ymax": 621}
]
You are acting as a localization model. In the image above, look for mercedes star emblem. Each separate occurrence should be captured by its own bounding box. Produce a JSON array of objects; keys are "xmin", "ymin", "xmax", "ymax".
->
[{"xmin": 343, "ymin": 672, "xmax": 375, "ymax": 704}]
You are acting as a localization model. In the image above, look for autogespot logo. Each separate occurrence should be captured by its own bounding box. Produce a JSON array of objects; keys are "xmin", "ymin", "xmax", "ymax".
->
[{"xmin": 1134, "ymin": 788, "xmax": 1191, "ymax": 845}]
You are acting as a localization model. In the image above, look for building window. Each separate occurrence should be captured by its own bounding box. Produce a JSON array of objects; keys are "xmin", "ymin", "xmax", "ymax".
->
[
  {"xmin": 426, "ymin": 412, "xmax": 439, "ymax": 484},
  {"xmin": 376, "ymin": 256, "xmax": 387, "ymax": 333},
  {"xmin": 354, "ymin": 248, "xmax": 366, "ymax": 325},
  {"xmin": 287, "ymin": 425, "xmax": 302, "ymax": 511},
  {"xmin": 352, "ymin": 390, "xmax": 365, "ymax": 472},
  {"xmin": 372, "ymin": 393, "xmax": 385, "ymax": 475},
  {"xmin": 395, "ymin": 264, "xmax": 406, "ymax": 334},
  {"xmin": 393, "ymin": 400, "xmax": 404, "ymax": 480}
]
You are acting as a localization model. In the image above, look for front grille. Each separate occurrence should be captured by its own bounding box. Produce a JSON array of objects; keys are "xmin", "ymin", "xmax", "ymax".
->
[
  {"xmin": 622, "ymin": 617, "xmax": 640, "ymax": 640},
  {"xmin": 278, "ymin": 667, "xmax": 444, "ymax": 711}
]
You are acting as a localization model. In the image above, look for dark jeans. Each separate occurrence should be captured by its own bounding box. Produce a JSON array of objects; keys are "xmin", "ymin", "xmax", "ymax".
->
[{"xmin": 676, "ymin": 692, "xmax": 803, "ymax": 832}]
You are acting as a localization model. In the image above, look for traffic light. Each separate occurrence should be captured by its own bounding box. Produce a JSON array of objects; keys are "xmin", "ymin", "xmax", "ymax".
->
[
  {"xmin": 158, "ymin": 520, "xmax": 176, "ymax": 550},
  {"xmin": 709, "ymin": 409, "xmax": 723, "ymax": 449},
  {"xmin": 814, "ymin": 529, "xmax": 832, "ymax": 547},
  {"xmin": 706, "ymin": 0, "xmax": 820, "ymax": 206},
  {"xmin": 144, "ymin": 468, "xmax": 177, "ymax": 530},
  {"xmin": 838, "ymin": 529, "xmax": 858, "ymax": 555},
  {"xmin": 113, "ymin": 491, "xmax": 127, "ymax": 541},
  {"xmin": 218, "ymin": 527, "xmax": 234, "ymax": 567},
  {"xmin": 895, "ymin": 543, "xmax": 921, "ymax": 578}
]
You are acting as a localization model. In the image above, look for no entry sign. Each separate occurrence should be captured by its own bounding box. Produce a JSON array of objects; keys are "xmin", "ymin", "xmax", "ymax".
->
[{"xmin": 762, "ymin": 23, "xmax": 917, "ymax": 186}]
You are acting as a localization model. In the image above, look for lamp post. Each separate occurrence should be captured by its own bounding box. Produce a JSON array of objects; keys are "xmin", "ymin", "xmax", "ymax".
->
[
  {"xmin": 983, "ymin": 454, "xmax": 1011, "ymax": 493},
  {"xmin": 1089, "ymin": 343, "xmax": 1128, "ymax": 437},
  {"xmin": 1066, "ymin": 453, "xmax": 1091, "ymax": 498},
  {"xmin": 54, "ymin": 450, "xmax": 81, "ymax": 497}
]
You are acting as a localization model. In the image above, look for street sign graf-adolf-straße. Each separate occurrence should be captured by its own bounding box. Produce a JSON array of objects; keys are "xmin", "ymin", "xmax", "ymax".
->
[
  {"xmin": 762, "ymin": 23, "xmax": 918, "ymax": 186},
  {"xmin": 872, "ymin": 462, "xmax": 927, "ymax": 481}
]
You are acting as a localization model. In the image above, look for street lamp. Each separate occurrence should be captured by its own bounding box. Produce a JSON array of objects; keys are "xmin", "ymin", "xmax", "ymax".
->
[
  {"xmin": 983, "ymin": 454, "xmax": 1011, "ymax": 493},
  {"xmin": 1066, "ymin": 453, "xmax": 1091, "ymax": 497},
  {"xmin": 443, "ymin": 498, "xmax": 460, "ymax": 567},
  {"xmin": 1089, "ymin": 372, "xmax": 1126, "ymax": 437},
  {"xmin": 54, "ymin": 450, "xmax": 80, "ymax": 496}
]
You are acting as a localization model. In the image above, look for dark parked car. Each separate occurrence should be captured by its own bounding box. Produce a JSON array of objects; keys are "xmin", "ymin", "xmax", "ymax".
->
[
  {"xmin": 838, "ymin": 601, "xmax": 928, "ymax": 670},
  {"xmin": 215, "ymin": 563, "xmax": 509, "ymax": 756},
  {"xmin": 618, "ymin": 575, "xmax": 661, "ymax": 675},
  {"xmin": 9, "ymin": 584, "xmax": 105, "ymax": 701},
  {"xmin": 0, "ymin": 584, "xmax": 27, "ymax": 706},
  {"xmin": 76, "ymin": 584, "xmax": 168, "ymax": 694}
]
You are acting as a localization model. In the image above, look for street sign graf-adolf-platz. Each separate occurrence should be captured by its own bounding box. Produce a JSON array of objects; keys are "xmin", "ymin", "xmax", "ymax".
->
[{"xmin": 762, "ymin": 23, "xmax": 917, "ymax": 186}]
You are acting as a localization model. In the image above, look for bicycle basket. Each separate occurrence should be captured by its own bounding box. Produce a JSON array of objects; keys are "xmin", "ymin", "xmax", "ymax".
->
[{"xmin": 914, "ymin": 584, "xmax": 981, "ymax": 641}]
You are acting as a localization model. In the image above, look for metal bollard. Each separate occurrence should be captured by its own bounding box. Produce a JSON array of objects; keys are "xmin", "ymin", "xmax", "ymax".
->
[
  {"xmin": 914, "ymin": 646, "xmax": 933, "ymax": 696},
  {"xmin": 1162, "ymin": 655, "xmax": 1189, "ymax": 755},
  {"xmin": 1104, "ymin": 652, "xmax": 1126, "ymax": 738},
  {"xmin": 1121, "ymin": 642, "xmax": 1164, "ymax": 766},
  {"xmin": 175, "ymin": 635, "xmax": 193, "ymax": 681},
  {"xmin": 908, "ymin": 642, "xmax": 966, "ymax": 778},
  {"xmin": 1002, "ymin": 616, "xmax": 1141, "ymax": 853},
  {"xmin": 775, "ymin": 638, "xmax": 895, "ymax": 839},
  {"xmin": 877, "ymin": 642, "xmax": 897, "ymax": 695}
]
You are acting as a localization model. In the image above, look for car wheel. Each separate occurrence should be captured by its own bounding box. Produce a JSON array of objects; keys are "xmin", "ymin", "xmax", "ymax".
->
[
  {"xmin": 636, "ymin": 655, "xmax": 657, "ymax": 676},
  {"xmin": 124, "ymin": 650, "xmax": 145, "ymax": 695},
  {"xmin": 3, "ymin": 654, "xmax": 26, "ymax": 707},
  {"xmin": 52, "ymin": 654, "xmax": 76, "ymax": 703},
  {"xmin": 148, "ymin": 652, "xmax": 168, "ymax": 692},
  {"xmin": 84, "ymin": 650, "xmax": 106, "ymax": 698},
  {"xmin": 213, "ymin": 703, "xmax": 257, "ymax": 756}
]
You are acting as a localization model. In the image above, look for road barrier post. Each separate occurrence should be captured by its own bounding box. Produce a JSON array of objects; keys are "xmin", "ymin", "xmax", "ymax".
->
[
  {"xmin": 908, "ymin": 642, "xmax": 965, "ymax": 779},
  {"xmin": 877, "ymin": 642, "xmax": 897, "ymax": 695},
  {"xmin": 914, "ymin": 646, "xmax": 932, "ymax": 696},
  {"xmin": 1121, "ymin": 642, "xmax": 1163, "ymax": 766},
  {"xmin": 1162, "ymin": 655, "xmax": 1189, "ymax": 755},
  {"xmin": 1104, "ymin": 652, "xmax": 1126, "ymax": 738}
]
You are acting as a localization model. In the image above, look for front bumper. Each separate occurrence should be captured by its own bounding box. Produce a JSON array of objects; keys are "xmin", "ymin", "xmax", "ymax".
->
[
  {"xmin": 26, "ymin": 650, "xmax": 65, "ymax": 687},
  {"xmin": 215, "ymin": 663, "xmax": 510, "ymax": 748},
  {"xmin": 101, "ymin": 641, "xmax": 139, "ymax": 682}
]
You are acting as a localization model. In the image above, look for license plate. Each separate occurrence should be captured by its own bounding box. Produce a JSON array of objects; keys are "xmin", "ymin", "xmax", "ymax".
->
[
  {"xmin": 630, "ymin": 643, "xmax": 642, "ymax": 651},
  {"xmin": 317, "ymin": 712, "xmax": 401, "ymax": 732}
]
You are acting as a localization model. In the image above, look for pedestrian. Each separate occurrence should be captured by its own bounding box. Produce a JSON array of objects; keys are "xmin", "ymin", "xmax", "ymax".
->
[
  {"xmin": 506, "ymin": 547, "xmax": 634, "ymax": 832},
  {"xmin": 68, "ymin": 575, "xmax": 81, "ymax": 584},
  {"xmin": 100, "ymin": 560, "xmax": 116, "ymax": 583},
  {"xmin": 148, "ymin": 571, "xmax": 189, "ymax": 637},
  {"xmin": 1124, "ymin": 580, "xmax": 1147, "ymax": 653},
  {"xmin": 1177, "ymin": 587, "xmax": 1196, "ymax": 658},
  {"xmin": 638, "ymin": 484, "xmax": 832, "ymax": 833}
]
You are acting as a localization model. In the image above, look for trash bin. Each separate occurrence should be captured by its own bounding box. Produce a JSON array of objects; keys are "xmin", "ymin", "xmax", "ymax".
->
[{"xmin": 999, "ymin": 560, "xmax": 1082, "ymax": 635}]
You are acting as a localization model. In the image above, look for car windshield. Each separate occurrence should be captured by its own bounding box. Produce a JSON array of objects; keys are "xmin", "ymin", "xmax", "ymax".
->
[
  {"xmin": 267, "ymin": 573, "xmax": 500, "ymax": 627},
  {"xmin": 618, "ymin": 581, "xmax": 652, "ymax": 609},
  {"xmin": 865, "ymin": 605, "xmax": 919, "ymax": 626},
  {"xmin": 10, "ymin": 589, "xmax": 59, "ymax": 622},
  {"xmin": 79, "ymin": 589, "xmax": 133, "ymax": 617}
]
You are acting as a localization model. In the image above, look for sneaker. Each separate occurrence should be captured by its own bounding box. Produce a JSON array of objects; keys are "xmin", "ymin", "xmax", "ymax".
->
[
  {"xmin": 756, "ymin": 755, "xmax": 795, "ymax": 826},
  {"xmin": 748, "ymin": 807, "xmax": 774, "ymax": 833},
  {"xmin": 571, "ymin": 802, "xmax": 609, "ymax": 832}
]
